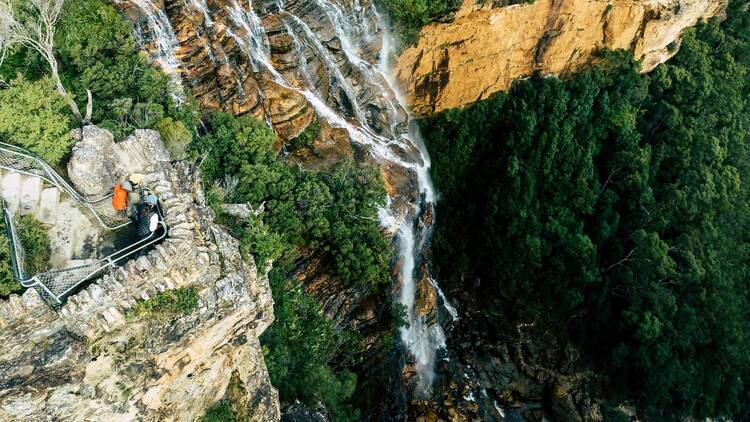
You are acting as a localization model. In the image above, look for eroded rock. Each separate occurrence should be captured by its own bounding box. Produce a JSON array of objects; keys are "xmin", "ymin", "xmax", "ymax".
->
[
  {"xmin": 0, "ymin": 126, "xmax": 280, "ymax": 421},
  {"xmin": 396, "ymin": 0, "xmax": 728, "ymax": 116}
]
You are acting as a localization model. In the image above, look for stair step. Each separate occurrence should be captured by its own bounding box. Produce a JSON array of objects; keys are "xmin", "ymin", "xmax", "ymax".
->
[
  {"xmin": 54, "ymin": 199, "xmax": 100, "ymax": 262},
  {"xmin": 65, "ymin": 259, "xmax": 99, "ymax": 269},
  {"xmin": 0, "ymin": 168, "xmax": 108, "ymax": 274},
  {"xmin": 19, "ymin": 176, "xmax": 43, "ymax": 215},
  {"xmin": 49, "ymin": 200, "xmax": 75, "ymax": 267},
  {"xmin": 1, "ymin": 172, "xmax": 22, "ymax": 213},
  {"xmin": 38, "ymin": 188, "xmax": 60, "ymax": 224}
]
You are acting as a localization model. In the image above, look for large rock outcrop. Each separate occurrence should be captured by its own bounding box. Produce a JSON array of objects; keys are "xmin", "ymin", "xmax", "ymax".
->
[
  {"xmin": 396, "ymin": 0, "xmax": 728, "ymax": 116},
  {"xmin": 0, "ymin": 126, "xmax": 279, "ymax": 421}
]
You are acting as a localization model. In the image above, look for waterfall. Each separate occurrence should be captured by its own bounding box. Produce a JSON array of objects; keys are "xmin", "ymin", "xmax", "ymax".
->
[
  {"xmin": 129, "ymin": 0, "xmax": 457, "ymax": 396},
  {"xmin": 234, "ymin": 0, "xmax": 454, "ymax": 395},
  {"xmin": 128, "ymin": 0, "xmax": 184, "ymax": 102}
]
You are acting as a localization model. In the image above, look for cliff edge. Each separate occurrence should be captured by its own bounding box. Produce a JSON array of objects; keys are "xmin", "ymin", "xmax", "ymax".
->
[
  {"xmin": 396, "ymin": 0, "xmax": 728, "ymax": 116},
  {"xmin": 0, "ymin": 126, "xmax": 279, "ymax": 421}
]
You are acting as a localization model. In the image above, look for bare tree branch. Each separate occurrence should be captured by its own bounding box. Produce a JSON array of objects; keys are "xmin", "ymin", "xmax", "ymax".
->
[
  {"xmin": 606, "ymin": 248, "xmax": 637, "ymax": 272},
  {"xmin": 84, "ymin": 88, "xmax": 92, "ymax": 123},
  {"xmin": 0, "ymin": 0, "xmax": 84, "ymax": 121}
]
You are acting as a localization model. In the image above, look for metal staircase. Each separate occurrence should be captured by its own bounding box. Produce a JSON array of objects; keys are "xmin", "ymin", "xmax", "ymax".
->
[
  {"xmin": 0, "ymin": 142, "xmax": 168, "ymax": 306},
  {"xmin": 0, "ymin": 141, "xmax": 129, "ymax": 230}
]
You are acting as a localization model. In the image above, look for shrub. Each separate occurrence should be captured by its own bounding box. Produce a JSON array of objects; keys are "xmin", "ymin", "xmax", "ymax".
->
[
  {"xmin": 0, "ymin": 223, "xmax": 20, "ymax": 298},
  {"xmin": 156, "ymin": 117, "xmax": 193, "ymax": 160},
  {"xmin": 18, "ymin": 215, "xmax": 52, "ymax": 276},
  {"xmin": 126, "ymin": 287, "xmax": 199, "ymax": 319},
  {"xmin": 288, "ymin": 120, "xmax": 320, "ymax": 151},
  {"xmin": 202, "ymin": 400, "xmax": 236, "ymax": 422},
  {"xmin": 0, "ymin": 77, "xmax": 74, "ymax": 166}
]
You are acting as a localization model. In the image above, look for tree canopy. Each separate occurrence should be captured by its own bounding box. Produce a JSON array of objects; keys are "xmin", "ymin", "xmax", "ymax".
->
[{"xmin": 422, "ymin": 6, "xmax": 750, "ymax": 419}]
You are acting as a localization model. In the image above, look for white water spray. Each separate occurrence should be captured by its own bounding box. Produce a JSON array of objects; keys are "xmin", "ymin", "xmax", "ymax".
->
[
  {"xmin": 131, "ymin": 0, "xmax": 458, "ymax": 396},
  {"xmin": 128, "ymin": 0, "xmax": 185, "ymax": 102}
]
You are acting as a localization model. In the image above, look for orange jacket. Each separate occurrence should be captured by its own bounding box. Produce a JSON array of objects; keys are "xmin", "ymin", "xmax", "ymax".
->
[{"xmin": 112, "ymin": 183, "xmax": 128, "ymax": 211}]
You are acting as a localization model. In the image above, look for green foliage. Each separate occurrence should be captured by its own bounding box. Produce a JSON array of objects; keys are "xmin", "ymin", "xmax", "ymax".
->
[
  {"xmin": 126, "ymin": 287, "xmax": 199, "ymax": 320},
  {"xmin": 0, "ymin": 214, "xmax": 52, "ymax": 297},
  {"xmin": 0, "ymin": 77, "xmax": 74, "ymax": 165},
  {"xmin": 237, "ymin": 215, "xmax": 285, "ymax": 270},
  {"xmin": 0, "ymin": 0, "xmax": 199, "ymax": 165},
  {"xmin": 288, "ymin": 120, "xmax": 321, "ymax": 151},
  {"xmin": 421, "ymin": 7, "xmax": 750, "ymax": 420},
  {"xmin": 156, "ymin": 117, "xmax": 193, "ymax": 160},
  {"xmin": 261, "ymin": 268, "xmax": 360, "ymax": 422},
  {"xmin": 18, "ymin": 214, "xmax": 52, "ymax": 276},
  {"xmin": 375, "ymin": 0, "xmax": 462, "ymax": 47},
  {"xmin": 202, "ymin": 400, "xmax": 236, "ymax": 422},
  {"xmin": 192, "ymin": 112, "xmax": 279, "ymax": 184},
  {"xmin": 324, "ymin": 163, "xmax": 391, "ymax": 287},
  {"xmin": 192, "ymin": 112, "xmax": 392, "ymax": 287},
  {"xmin": 193, "ymin": 112, "xmax": 393, "ymax": 418},
  {"xmin": 0, "ymin": 221, "xmax": 20, "ymax": 298}
]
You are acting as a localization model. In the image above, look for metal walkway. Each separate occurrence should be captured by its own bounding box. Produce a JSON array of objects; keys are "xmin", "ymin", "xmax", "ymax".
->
[{"xmin": 0, "ymin": 142, "xmax": 168, "ymax": 306}]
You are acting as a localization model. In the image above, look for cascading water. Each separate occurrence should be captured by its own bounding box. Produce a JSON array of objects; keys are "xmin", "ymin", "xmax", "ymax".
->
[
  {"xmin": 129, "ymin": 0, "xmax": 458, "ymax": 397},
  {"xmin": 231, "ymin": 0, "xmax": 457, "ymax": 395},
  {"xmin": 128, "ymin": 0, "xmax": 184, "ymax": 102}
]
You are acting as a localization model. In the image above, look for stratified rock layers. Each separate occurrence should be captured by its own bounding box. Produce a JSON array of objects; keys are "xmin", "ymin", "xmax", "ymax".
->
[
  {"xmin": 396, "ymin": 0, "xmax": 727, "ymax": 116},
  {"xmin": 0, "ymin": 126, "xmax": 279, "ymax": 421}
]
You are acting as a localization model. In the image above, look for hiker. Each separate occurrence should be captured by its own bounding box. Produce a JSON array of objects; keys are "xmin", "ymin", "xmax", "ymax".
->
[
  {"xmin": 135, "ymin": 194, "xmax": 160, "ymax": 239},
  {"xmin": 125, "ymin": 173, "xmax": 145, "ymax": 218},
  {"xmin": 128, "ymin": 173, "xmax": 145, "ymax": 198},
  {"xmin": 112, "ymin": 182, "xmax": 128, "ymax": 212}
]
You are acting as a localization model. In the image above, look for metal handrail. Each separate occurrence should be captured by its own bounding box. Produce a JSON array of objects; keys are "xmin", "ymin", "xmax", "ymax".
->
[
  {"xmin": 0, "ymin": 141, "xmax": 130, "ymax": 230},
  {"xmin": 3, "ymin": 202, "xmax": 168, "ymax": 305},
  {"xmin": 0, "ymin": 141, "xmax": 172, "ymax": 305}
]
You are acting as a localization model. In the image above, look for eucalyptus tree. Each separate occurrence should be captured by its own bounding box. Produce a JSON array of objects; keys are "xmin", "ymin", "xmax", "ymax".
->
[{"xmin": 0, "ymin": 0, "xmax": 91, "ymax": 122}]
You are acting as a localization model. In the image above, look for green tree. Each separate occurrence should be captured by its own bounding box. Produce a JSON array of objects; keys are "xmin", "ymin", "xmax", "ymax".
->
[
  {"xmin": 421, "ymin": 6, "xmax": 750, "ymax": 418},
  {"xmin": 193, "ymin": 112, "xmax": 394, "ymax": 419},
  {"xmin": 54, "ymin": 0, "xmax": 198, "ymax": 137},
  {"xmin": 261, "ymin": 269, "xmax": 360, "ymax": 422},
  {"xmin": 0, "ymin": 76, "xmax": 73, "ymax": 165}
]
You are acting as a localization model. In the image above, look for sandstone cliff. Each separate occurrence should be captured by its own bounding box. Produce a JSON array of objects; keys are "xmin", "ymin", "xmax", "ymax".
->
[
  {"xmin": 396, "ymin": 0, "xmax": 728, "ymax": 116},
  {"xmin": 0, "ymin": 126, "xmax": 279, "ymax": 421}
]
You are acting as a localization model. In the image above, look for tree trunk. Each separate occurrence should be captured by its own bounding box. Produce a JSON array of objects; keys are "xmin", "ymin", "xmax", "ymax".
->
[{"xmin": 48, "ymin": 55, "xmax": 83, "ymax": 122}]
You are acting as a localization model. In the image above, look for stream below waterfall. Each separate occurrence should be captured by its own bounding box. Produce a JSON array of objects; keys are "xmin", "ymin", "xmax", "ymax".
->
[{"xmin": 129, "ymin": 0, "xmax": 458, "ymax": 398}]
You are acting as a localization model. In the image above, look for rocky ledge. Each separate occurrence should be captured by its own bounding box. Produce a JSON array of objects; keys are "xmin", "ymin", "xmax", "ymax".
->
[
  {"xmin": 0, "ymin": 126, "xmax": 279, "ymax": 421},
  {"xmin": 396, "ymin": 0, "xmax": 728, "ymax": 116}
]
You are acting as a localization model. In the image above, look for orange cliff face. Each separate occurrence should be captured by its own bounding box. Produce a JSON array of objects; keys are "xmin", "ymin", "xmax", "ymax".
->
[{"xmin": 396, "ymin": 0, "xmax": 728, "ymax": 117}]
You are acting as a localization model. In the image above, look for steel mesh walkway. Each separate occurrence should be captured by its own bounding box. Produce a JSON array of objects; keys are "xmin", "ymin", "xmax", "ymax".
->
[
  {"xmin": 0, "ymin": 141, "xmax": 130, "ymax": 230},
  {"xmin": 0, "ymin": 142, "xmax": 168, "ymax": 306}
]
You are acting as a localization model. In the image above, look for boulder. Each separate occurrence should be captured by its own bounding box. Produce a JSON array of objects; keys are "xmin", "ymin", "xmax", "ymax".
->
[
  {"xmin": 67, "ymin": 126, "xmax": 117, "ymax": 197},
  {"xmin": 68, "ymin": 126, "xmax": 171, "ymax": 198}
]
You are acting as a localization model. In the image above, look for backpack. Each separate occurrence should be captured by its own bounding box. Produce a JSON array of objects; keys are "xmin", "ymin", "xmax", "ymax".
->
[
  {"xmin": 136, "ymin": 208, "xmax": 157, "ymax": 237},
  {"xmin": 112, "ymin": 183, "xmax": 128, "ymax": 211}
]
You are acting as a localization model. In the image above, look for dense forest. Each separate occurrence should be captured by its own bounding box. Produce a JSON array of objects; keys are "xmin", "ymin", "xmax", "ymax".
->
[{"xmin": 422, "ymin": 3, "xmax": 750, "ymax": 419}]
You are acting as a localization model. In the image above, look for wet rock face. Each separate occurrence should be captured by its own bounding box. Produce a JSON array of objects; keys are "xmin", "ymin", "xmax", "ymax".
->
[
  {"xmin": 413, "ymin": 303, "xmax": 604, "ymax": 422},
  {"xmin": 119, "ymin": 0, "xmax": 394, "ymax": 144},
  {"xmin": 396, "ymin": 0, "xmax": 728, "ymax": 116},
  {"xmin": 0, "ymin": 126, "xmax": 280, "ymax": 421}
]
